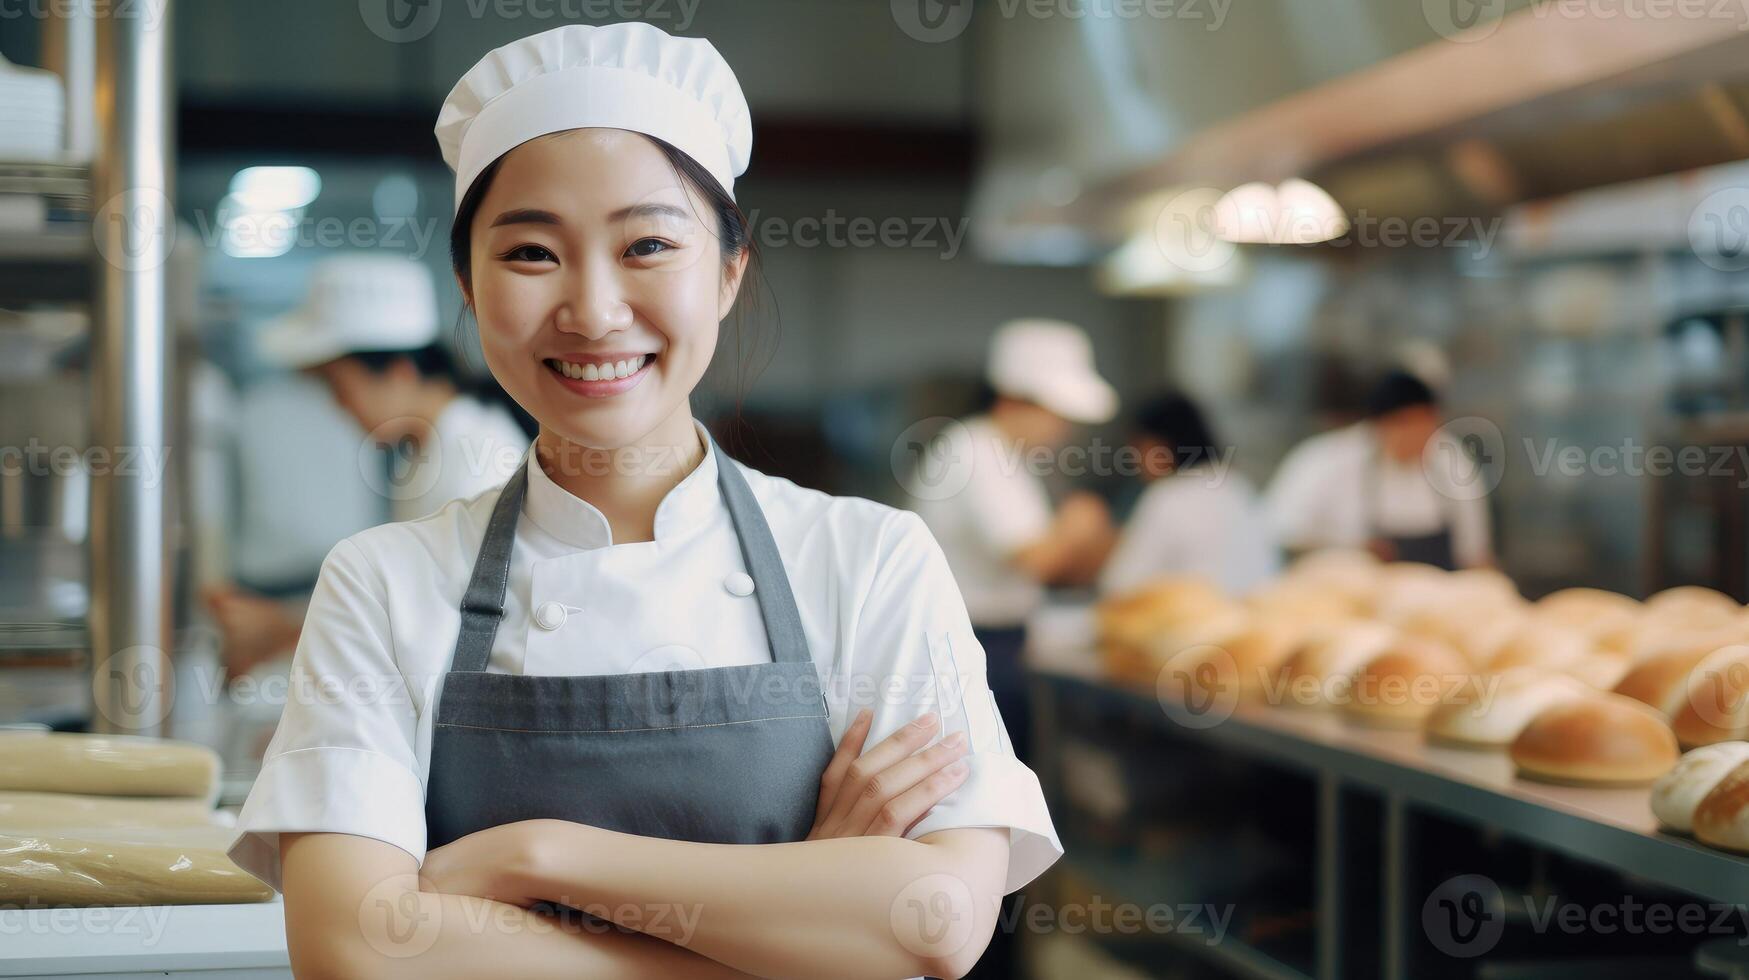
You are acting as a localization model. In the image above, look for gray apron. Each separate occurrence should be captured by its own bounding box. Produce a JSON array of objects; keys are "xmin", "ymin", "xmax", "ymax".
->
[
  {"xmin": 1365, "ymin": 442, "xmax": 1457, "ymax": 571},
  {"xmin": 423, "ymin": 431, "xmax": 835, "ymax": 853}
]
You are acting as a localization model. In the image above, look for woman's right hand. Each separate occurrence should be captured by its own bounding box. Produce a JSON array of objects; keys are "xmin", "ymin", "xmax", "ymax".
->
[{"xmin": 806, "ymin": 708, "xmax": 971, "ymax": 840}]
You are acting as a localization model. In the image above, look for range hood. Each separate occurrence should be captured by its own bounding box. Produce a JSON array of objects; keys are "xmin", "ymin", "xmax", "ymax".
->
[{"xmin": 971, "ymin": 1, "xmax": 1749, "ymax": 263}]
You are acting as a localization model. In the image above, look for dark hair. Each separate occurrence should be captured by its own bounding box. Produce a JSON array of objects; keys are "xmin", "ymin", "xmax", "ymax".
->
[
  {"xmin": 1134, "ymin": 392, "xmax": 1218, "ymax": 470},
  {"xmin": 346, "ymin": 343, "xmax": 538, "ymax": 438},
  {"xmin": 1364, "ymin": 370, "xmax": 1437, "ymax": 419},
  {"xmin": 445, "ymin": 132, "xmax": 770, "ymax": 436}
]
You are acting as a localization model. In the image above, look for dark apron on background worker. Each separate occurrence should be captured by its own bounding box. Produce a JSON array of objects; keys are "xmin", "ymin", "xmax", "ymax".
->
[
  {"xmin": 1365, "ymin": 444, "xmax": 1457, "ymax": 571},
  {"xmin": 423, "ymin": 432, "xmax": 836, "ymax": 853}
]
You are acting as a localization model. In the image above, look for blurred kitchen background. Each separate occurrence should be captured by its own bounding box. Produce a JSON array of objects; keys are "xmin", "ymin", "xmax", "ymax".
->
[{"xmin": 7, "ymin": 1, "xmax": 1749, "ymax": 978}]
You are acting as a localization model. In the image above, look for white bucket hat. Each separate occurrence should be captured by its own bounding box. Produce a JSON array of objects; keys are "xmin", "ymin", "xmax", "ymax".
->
[
  {"xmin": 434, "ymin": 22, "xmax": 753, "ymax": 214},
  {"xmin": 257, "ymin": 254, "xmax": 440, "ymax": 370},
  {"xmin": 986, "ymin": 318, "xmax": 1118, "ymax": 425}
]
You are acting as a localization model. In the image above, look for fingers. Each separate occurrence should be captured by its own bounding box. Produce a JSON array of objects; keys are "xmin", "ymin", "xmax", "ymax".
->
[
  {"xmin": 815, "ymin": 707, "xmax": 873, "ymax": 825},
  {"xmin": 841, "ymin": 730, "xmax": 971, "ymax": 837},
  {"xmin": 816, "ymin": 711, "xmax": 947, "ymax": 832}
]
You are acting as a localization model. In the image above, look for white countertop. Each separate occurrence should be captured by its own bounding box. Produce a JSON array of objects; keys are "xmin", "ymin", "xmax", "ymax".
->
[{"xmin": 0, "ymin": 898, "xmax": 288, "ymax": 978}]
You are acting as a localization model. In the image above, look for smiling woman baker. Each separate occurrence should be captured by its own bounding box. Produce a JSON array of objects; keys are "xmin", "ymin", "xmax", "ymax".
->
[{"xmin": 224, "ymin": 21, "xmax": 1062, "ymax": 980}]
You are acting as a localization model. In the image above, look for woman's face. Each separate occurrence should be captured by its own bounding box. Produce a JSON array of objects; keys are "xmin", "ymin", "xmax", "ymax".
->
[{"xmin": 463, "ymin": 129, "xmax": 746, "ymax": 452}]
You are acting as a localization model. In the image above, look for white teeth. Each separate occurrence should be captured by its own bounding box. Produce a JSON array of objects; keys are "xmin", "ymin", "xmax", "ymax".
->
[{"xmin": 548, "ymin": 355, "xmax": 649, "ymax": 382}]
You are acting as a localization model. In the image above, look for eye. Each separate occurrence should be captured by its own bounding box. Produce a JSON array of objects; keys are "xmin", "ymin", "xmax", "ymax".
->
[
  {"xmin": 500, "ymin": 243, "xmax": 555, "ymax": 263},
  {"xmin": 625, "ymin": 238, "xmax": 672, "ymax": 259}
]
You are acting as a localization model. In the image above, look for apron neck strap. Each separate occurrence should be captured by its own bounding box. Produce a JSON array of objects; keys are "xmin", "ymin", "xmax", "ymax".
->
[{"xmin": 447, "ymin": 428, "xmax": 812, "ymax": 674}]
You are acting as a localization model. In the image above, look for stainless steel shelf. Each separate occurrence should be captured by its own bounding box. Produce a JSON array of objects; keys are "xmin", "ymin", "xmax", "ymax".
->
[{"xmin": 1034, "ymin": 668, "xmax": 1749, "ymax": 907}]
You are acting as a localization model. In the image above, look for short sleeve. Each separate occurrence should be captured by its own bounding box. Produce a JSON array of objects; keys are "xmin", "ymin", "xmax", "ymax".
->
[
  {"xmin": 838, "ymin": 509, "xmax": 1064, "ymax": 895},
  {"xmin": 225, "ymin": 537, "xmax": 428, "ymax": 892}
]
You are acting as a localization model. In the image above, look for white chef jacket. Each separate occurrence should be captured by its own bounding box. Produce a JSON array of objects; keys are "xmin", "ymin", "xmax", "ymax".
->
[
  {"xmin": 227, "ymin": 419, "xmax": 1062, "ymax": 898},
  {"xmin": 905, "ymin": 415, "xmax": 1053, "ymax": 629},
  {"xmin": 386, "ymin": 395, "xmax": 529, "ymax": 525},
  {"xmin": 1098, "ymin": 467, "xmax": 1281, "ymax": 597},
  {"xmin": 1263, "ymin": 422, "xmax": 1492, "ymax": 568}
]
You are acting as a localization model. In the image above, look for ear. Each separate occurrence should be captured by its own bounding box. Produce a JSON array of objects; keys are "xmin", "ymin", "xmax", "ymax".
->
[
  {"xmin": 454, "ymin": 270, "xmax": 473, "ymax": 311},
  {"xmin": 717, "ymin": 248, "xmax": 750, "ymax": 320}
]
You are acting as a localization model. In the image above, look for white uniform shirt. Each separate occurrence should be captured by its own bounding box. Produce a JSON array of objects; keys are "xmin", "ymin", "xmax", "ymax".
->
[
  {"xmin": 1263, "ymin": 422, "xmax": 1492, "ymax": 568},
  {"xmin": 905, "ymin": 415, "xmax": 1053, "ymax": 629},
  {"xmin": 1098, "ymin": 467, "xmax": 1281, "ymax": 597},
  {"xmin": 386, "ymin": 395, "xmax": 530, "ymax": 525},
  {"xmin": 227, "ymin": 419, "xmax": 1062, "ymax": 897}
]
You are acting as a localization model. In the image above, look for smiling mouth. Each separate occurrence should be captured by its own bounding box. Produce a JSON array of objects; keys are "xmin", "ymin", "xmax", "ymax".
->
[{"xmin": 543, "ymin": 354, "xmax": 654, "ymax": 382}]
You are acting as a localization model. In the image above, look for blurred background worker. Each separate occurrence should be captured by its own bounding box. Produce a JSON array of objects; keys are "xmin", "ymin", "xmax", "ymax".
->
[
  {"xmin": 1098, "ymin": 392, "xmax": 1280, "ymax": 597},
  {"xmin": 1264, "ymin": 369, "xmax": 1493, "ymax": 571},
  {"xmin": 202, "ymin": 253, "xmax": 532, "ymax": 680},
  {"xmin": 906, "ymin": 318, "xmax": 1118, "ymax": 766}
]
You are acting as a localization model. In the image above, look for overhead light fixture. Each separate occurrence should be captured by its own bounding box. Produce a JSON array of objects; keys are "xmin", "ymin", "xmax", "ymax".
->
[{"xmin": 1212, "ymin": 178, "xmax": 1348, "ymax": 245}]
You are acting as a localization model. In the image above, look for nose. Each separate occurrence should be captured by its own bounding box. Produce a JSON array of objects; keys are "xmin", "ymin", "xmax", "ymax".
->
[{"xmin": 557, "ymin": 254, "xmax": 634, "ymax": 337}]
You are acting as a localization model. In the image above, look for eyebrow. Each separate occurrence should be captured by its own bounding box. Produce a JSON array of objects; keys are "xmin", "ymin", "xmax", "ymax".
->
[{"xmin": 487, "ymin": 202, "xmax": 696, "ymax": 229}]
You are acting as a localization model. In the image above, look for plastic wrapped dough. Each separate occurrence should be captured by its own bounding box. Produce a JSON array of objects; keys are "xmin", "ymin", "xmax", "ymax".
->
[
  {"xmin": 0, "ymin": 791, "xmax": 216, "ymax": 832},
  {"xmin": 0, "ymin": 828, "xmax": 272, "ymax": 907},
  {"xmin": 0, "ymin": 732, "xmax": 219, "ymax": 800}
]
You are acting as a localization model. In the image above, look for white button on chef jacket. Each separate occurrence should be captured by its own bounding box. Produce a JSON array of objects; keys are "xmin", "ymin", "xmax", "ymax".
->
[{"xmin": 228, "ymin": 419, "xmax": 1063, "ymax": 897}]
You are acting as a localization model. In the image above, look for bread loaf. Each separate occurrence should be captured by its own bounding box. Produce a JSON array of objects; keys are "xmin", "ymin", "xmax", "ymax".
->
[
  {"xmin": 1651, "ymin": 742, "xmax": 1749, "ymax": 833},
  {"xmin": 1425, "ymin": 668, "xmax": 1593, "ymax": 749},
  {"xmin": 1275, "ymin": 620, "xmax": 1398, "ymax": 709},
  {"xmin": 1342, "ymin": 638, "xmax": 1475, "ymax": 728},
  {"xmin": 1670, "ymin": 645, "xmax": 1749, "ymax": 747},
  {"xmin": 1534, "ymin": 588, "xmax": 1641, "ymax": 641},
  {"xmin": 1693, "ymin": 758, "xmax": 1749, "ymax": 853},
  {"xmin": 1615, "ymin": 646, "xmax": 1720, "ymax": 717},
  {"xmin": 1509, "ymin": 694, "xmax": 1680, "ymax": 786}
]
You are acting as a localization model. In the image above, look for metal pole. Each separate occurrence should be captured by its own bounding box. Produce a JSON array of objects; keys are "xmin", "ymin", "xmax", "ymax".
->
[{"xmin": 90, "ymin": 0, "xmax": 174, "ymax": 736}]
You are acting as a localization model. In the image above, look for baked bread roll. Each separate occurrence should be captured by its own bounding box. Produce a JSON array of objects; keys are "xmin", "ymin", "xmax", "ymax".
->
[
  {"xmin": 1371, "ymin": 562, "xmax": 1451, "ymax": 623},
  {"xmin": 1487, "ymin": 621, "xmax": 1592, "ymax": 671},
  {"xmin": 1670, "ymin": 645, "xmax": 1749, "ymax": 747},
  {"xmin": 1342, "ymin": 637, "xmax": 1474, "ymax": 728},
  {"xmin": 1565, "ymin": 653, "xmax": 1632, "ymax": 691},
  {"xmin": 1509, "ymin": 693, "xmax": 1680, "ymax": 785},
  {"xmin": 1425, "ymin": 668, "xmax": 1593, "ymax": 749},
  {"xmin": 1535, "ymin": 588, "xmax": 1641, "ymax": 641},
  {"xmin": 0, "ymin": 732, "xmax": 219, "ymax": 800},
  {"xmin": 1275, "ymin": 620, "xmax": 1398, "ymax": 709},
  {"xmin": 0, "ymin": 829, "xmax": 272, "ymax": 907},
  {"xmin": 1399, "ymin": 602, "xmax": 1527, "ymax": 668},
  {"xmin": 1096, "ymin": 576, "xmax": 1231, "ymax": 684},
  {"xmin": 1615, "ymin": 645, "xmax": 1721, "ymax": 717},
  {"xmin": 1645, "ymin": 586, "xmax": 1741, "ymax": 626},
  {"xmin": 1651, "ymin": 742, "xmax": 1749, "ymax": 833},
  {"xmin": 1693, "ymin": 758, "xmax": 1749, "ymax": 853},
  {"xmin": 1282, "ymin": 548, "xmax": 1380, "ymax": 602}
]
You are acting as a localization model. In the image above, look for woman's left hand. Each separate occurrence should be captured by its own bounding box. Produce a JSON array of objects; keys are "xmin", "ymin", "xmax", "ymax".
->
[{"xmin": 419, "ymin": 819, "xmax": 565, "ymax": 906}]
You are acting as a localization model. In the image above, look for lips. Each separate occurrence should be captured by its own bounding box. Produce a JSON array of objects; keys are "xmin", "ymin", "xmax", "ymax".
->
[{"xmin": 542, "ymin": 353, "xmax": 655, "ymax": 398}]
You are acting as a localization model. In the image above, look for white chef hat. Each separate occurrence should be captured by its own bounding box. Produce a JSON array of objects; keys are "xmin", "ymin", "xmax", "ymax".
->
[{"xmin": 435, "ymin": 22, "xmax": 752, "ymax": 215}]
